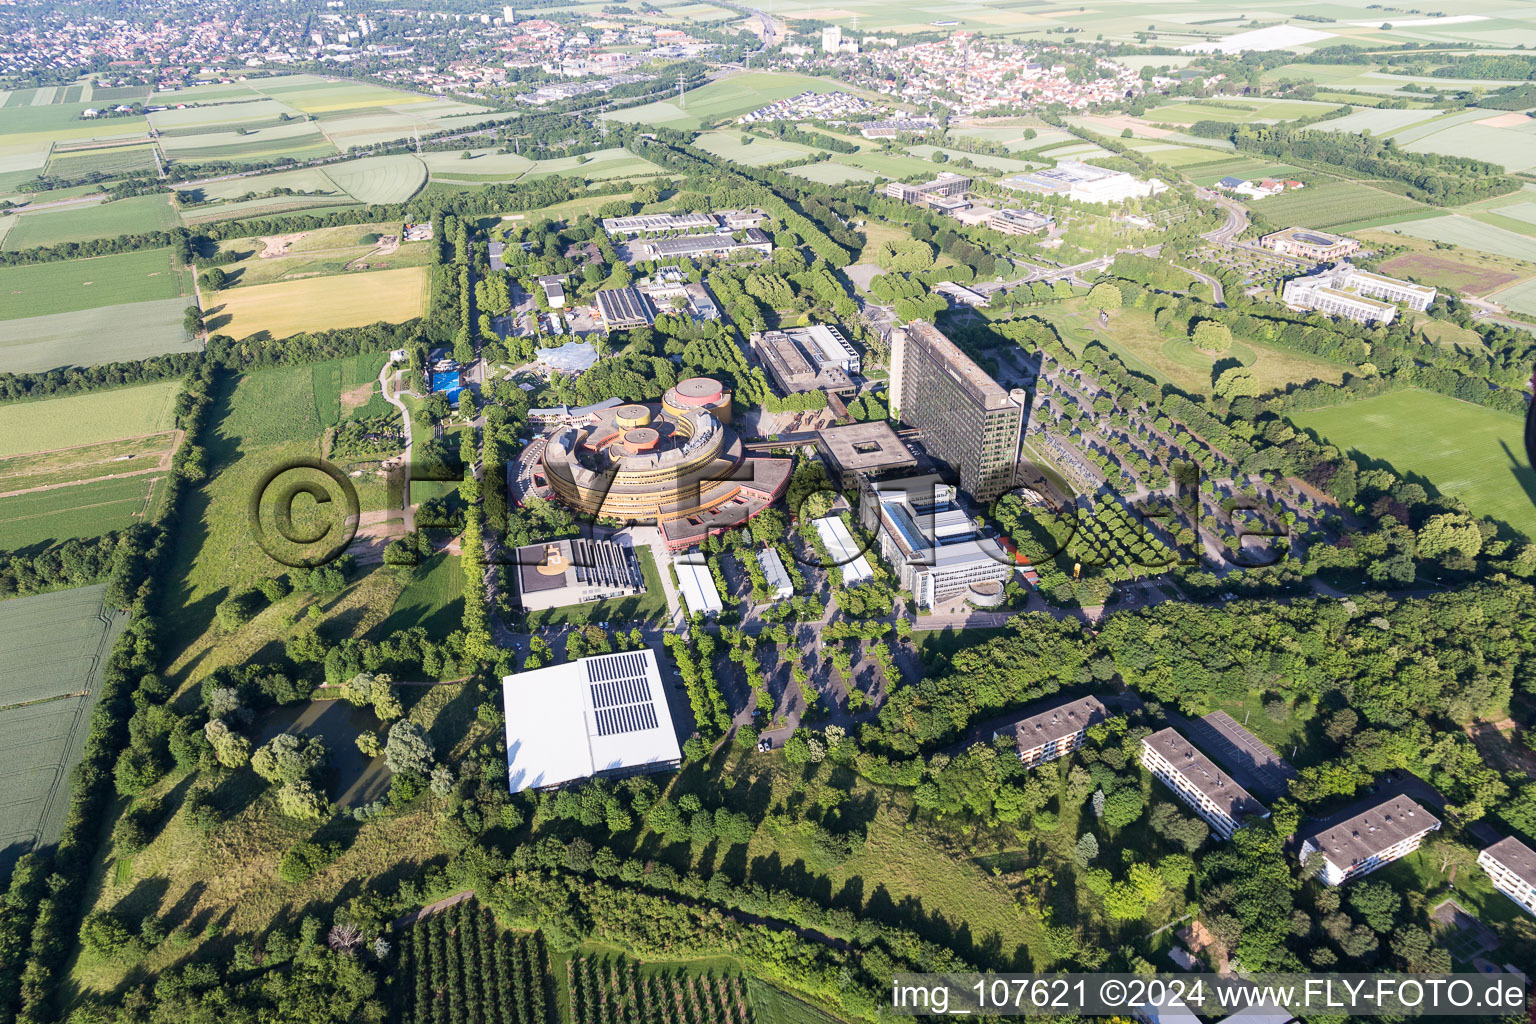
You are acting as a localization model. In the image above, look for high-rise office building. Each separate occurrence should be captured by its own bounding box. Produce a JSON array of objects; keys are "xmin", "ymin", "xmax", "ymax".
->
[
  {"xmin": 821, "ymin": 25, "xmax": 842, "ymax": 53},
  {"xmin": 889, "ymin": 322, "xmax": 1027, "ymax": 501}
]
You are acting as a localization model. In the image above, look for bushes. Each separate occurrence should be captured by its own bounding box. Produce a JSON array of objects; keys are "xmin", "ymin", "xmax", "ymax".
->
[{"xmin": 277, "ymin": 840, "xmax": 342, "ymax": 884}]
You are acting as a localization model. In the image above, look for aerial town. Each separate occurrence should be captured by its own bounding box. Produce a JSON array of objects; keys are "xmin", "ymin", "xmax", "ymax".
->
[{"xmin": 2, "ymin": 0, "xmax": 1536, "ymax": 1022}]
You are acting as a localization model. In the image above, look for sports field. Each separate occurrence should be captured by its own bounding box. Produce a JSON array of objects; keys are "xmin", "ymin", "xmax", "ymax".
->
[
  {"xmin": 1, "ymin": 194, "xmax": 181, "ymax": 251},
  {"xmin": 325, "ymin": 154, "xmax": 428, "ymax": 203},
  {"xmin": 0, "ymin": 584, "xmax": 127, "ymax": 879},
  {"xmin": 0, "ymin": 299, "xmax": 198, "ymax": 373},
  {"xmin": 208, "ymin": 265, "xmax": 428, "ymax": 339},
  {"xmin": 0, "ymin": 380, "xmax": 180, "ymax": 458},
  {"xmin": 1290, "ymin": 388, "xmax": 1536, "ymax": 538},
  {"xmin": 0, "ymin": 248, "xmax": 190, "ymax": 320}
]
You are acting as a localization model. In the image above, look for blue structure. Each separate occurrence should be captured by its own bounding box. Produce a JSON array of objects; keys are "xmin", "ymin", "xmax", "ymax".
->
[{"xmin": 431, "ymin": 369, "xmax": 464, "ymax": 402}]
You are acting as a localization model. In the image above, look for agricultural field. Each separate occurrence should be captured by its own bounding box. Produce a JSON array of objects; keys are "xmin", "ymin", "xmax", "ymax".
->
[
  {"xmin": 174, "ymin": 166, "xmax": 342, "ymax": 203},
  {"xmin": 0, "ymin": 298, "xmax": 198, "ymax": 373},
  {"xmin": 0, "ymin": 474, "xmax": 167, "ymax": 550},
  {"xmin": 0, "ymin": 584, "xmax": 128, "ymax": 879},
  {"xmin": 905, "ymin": 145, "xmax": 1041, "ymax": 173},
  {"xmin": 147, "ymin": 98, "xmax": 296, "ymax": 132},
  {"xmin": 786, "ymin": 162, "xmax": 879, "ymax": 185},
  {"xmin": 1307, "ymin": 107, "xmax": 1444, "ymax": 136},
  {"xmin": 1253, "ymin": 180, "xmax": 1429, "ymax": 231},
  {"xmin": 1141, "ymin": 98, "xmax": 1340, "ymax": 125},
  {"xmin": 1487, "ymin": 277, "xmax": 1536, "ymax": 317},
  {"xmin": 0, "ymin": 247, "xmax": 190, "ymax": 319},
  {"xmin": 1290, "ymin": 388, "xmax": 1536, "ymax": 538},
  {"xmin": 694, "ymin": 130, "xmax": 827, "ymax": 167},
  {"xmin": 207, "ymin": 265, "xmax": 428, "ymax": 339},
  {"xmin": 393, "ymin": 899, "xmax": 551, "ymax": 1023},
  {"xmin": 1375, "ymin": 236, "xmax": 1533, "ymax": 297},
  {"xmin": 324, "ymin": 154, "xmax": 427, "ymax": 203},
  {"xmin": 44, "ymin": 143, "xmax": 157, "ymax": 177},
  {"xmin": 602, "ymin": 72, "xmax": 870, "ymax": 131},
  {"xmin": 156, "ymin": 120, "xmax": 336, "ymax": 164},
  {"xmin": 421, "ymin": 148, "xmax": 536, "ymax": 182},
  {"xmin": 521, "ymin": 147, "xmax": 665, "ymax": 183},
  {"xmin": 0, "ymin": 380, "xmax": 180, "ymax": 457},
  {"xmin": 1380, "ymin": 215, "xmax": 1536, "ymax": 263},
  {"xmin": 1, "ymin": 193, "xmax": 181, "ymax": 250}
]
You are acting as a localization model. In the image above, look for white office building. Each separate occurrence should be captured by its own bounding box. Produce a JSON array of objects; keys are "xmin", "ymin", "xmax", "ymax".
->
[
  {"xmin": 1141, "ymin": 728, "xmax": 1268, "ymax": 840},
  {"xmin": 1298, "ymin": 796, "xmax": 1441, "ymax": 885},
  {"xmin": 501, "ymin": 649, "xmax": 682, "ymax": 793},
  {"xmin": 1282, "ymin": 262, "xmax": 1437, "ymax": 325},
  {"xmin": 821, "ymin": 24, "xmax": 842, "ymax": 53},
  {"xmin": 863, "ymin": 478, "xmax": 1013, "ymax": 610},
  {"xmin": 1479, "ymin": 836, "xmax": 1536, "ymax": 918}
]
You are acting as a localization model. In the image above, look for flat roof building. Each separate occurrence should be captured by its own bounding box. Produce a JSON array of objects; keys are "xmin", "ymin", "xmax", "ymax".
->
[
  {"xmin": 1000, "ymin": 161, "xmax": 1166, "ymax": 205},
  {"xmin": 1282, "ymin": 262, "xmax": 1436, "ymax": 325},
  {"xmin": 502, "ymin": 648, "xmax": 682, "ymax": 792},
  {"xmin": 601, "ymin": 211, "xmax": 717, "ymax": 236},
  {"xmin": 756, "ymin": 547, "xmax": 794, "ymax": 600},
  {"xmin": 812, "ymin": 516, "xmax": 873, "ymax": 584},
  {"xmin": 538, "ymin": 274, "xmax": 567, "ymax": 308},
  {"xmin": 1260, "ymin": 226, "xmax": 1359, "ymax": 262},
  {"xmin": 673, "ymin": 552, "xmax": 724, "ymax": 616},
  {"xmin": 891, "ymin": 322, "xmax": 1028, "ymax": 502},
  {"xmin": 884, "ymin": 171, "xmax": 972, "ymax": 204},
  {"xmin": 863, "ymin": 476, "xmax": 1012, "ymax": 610},
  {"xmin": 750, "ymin": 324, "xmax": 861, "ymax": 396},
  {"xmin": 996, "ymin": 694, "xmax": 1111, "ymax": 769},
  {"xmin": 510, "ymin": 537, "xmax": 642, "ymax": 612},
  {"xmin": 620, "ymin": 228, "xmax": 772, "ymax": 264},
  {"xmin": 989, "ymin": 208, "xmax": 1054, "ymax": 236},
  {"xmin": 1141, "ymin": 727, "xmax": 1269, "ymax": 840},
  {"xmin": 594, "ymin": 286, "xmax": 654, "ymax": 331},
  {"xmin": 815, "ymin": 420, "xmax": 918, "ymax": 489},
  {"xmin": 1299, "ymin": 796, "xmax": 1440, "ymax": 885},
  {"xmin": 1479, "ymin": 836, "xmax": 1536, "ymax": 918}
]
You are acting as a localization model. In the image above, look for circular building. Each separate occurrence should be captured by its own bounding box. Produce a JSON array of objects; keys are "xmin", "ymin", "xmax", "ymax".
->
[
  {"xmin": 662, "ymin": 375, "xmax": 733, "ymax": 424},
  {"xmin": 539, "ymin": 398, "xmax": 788, "ymax": 550}
]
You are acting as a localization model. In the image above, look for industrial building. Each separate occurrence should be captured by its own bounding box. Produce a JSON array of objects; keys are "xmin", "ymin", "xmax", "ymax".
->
[
  {"xmin": 1298, "ymin": 796, "xmax": 1440, "ymax": 885},
  {"xmin": 749, "ymin": 324, "xmax": 861, "ymax": 395},
  {"xmin": 884, "ymin": 171, "xmax": 972, "ymax": 206},
  {"xmin": 510, "ymin": 537, "xmax": 642, "ymax": 612},
  {"xmin": 1141, "ymin": 727, "xmax": 1269, "ymax": 840},
  {"xmin": 1479, "ymin": 836, "xmax": 1536, "ymax": 918},
  {"xmin": 673, "ymin": 552, "xmax": 724, "ymax": 616},
  {"xmin": 594, "ymin": 286, "xmax": 654, "ymax": 330},
  {"xmin": 995, "ymin": 695, "xmax": 1112, "ymax": 768},
  {"xmin": 537, "ymin": 274, "xmax": 567, "ymax": 308},
  {"xmin": 502, "ymin": 648, "xmax": 682, "ymax": 793},
  {"xmin": 1000, "ymin": 160, "xmax": 1166, "ymax": 204},
  {"xmin": 814, "ymin": 420, "xmax": 918, "ymax": 490},
  {"xmin": 538, "ymin": 381, "xmax": 789, "ymax": 551},
  {"xmin": 890, "ymin": 322, "xmax": 1028, "ymax": 501},
  {"xmin": 1259, "ymin": 226, "xmax": 1359, "ymax": 262},
  {"xmin": 620, "ymin": 228, "xmax": 773, "ymax": 264},
  {"xmin": 756, "ymin": 547, "xmax": 794, "ymax": 600},
  {"xmin": 863, "ymin": 477, "xmax": 1013, "ymax": 609},
  {"xmin": 601, "ymin": 211, "xmax": 717, "ymax": 236},
  {"xmin": 812, "ymin": 516, "xmax": 873, "ymax": 584},
  {"xmin": 1281, "ymin": 263, "xmax": 1436, "ymax": 325},
  {"xmin": 988, "ymin": 208, "xmax": 1055, "ymax": 236}
]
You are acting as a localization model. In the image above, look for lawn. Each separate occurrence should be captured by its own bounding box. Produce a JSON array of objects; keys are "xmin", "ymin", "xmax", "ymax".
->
[
  {"xmin": 1255, "ymin": 180, "xmax": 1429, "ymax": 231},
  {"xmin": 0, "ymin": 584, "xmax": 128, "ymax": 880},
  {"xmin": 0, "ymin": 299, "xmax": 199, "ymax": 373},
  {"xmin": 0, "ymin": 474, "xmax": 166, "ymax": 549},
  {"xmin": 0, "ymin": 380, "xmax": 180, "ymax": 457},
  {"xmin": 324, "ymin": 154, "xmax": 428, "ymax": 203},
  {"xmin": 0, "ymin": 248, "xmax": 190, "ymax": 320},
  {"xmin": 1, "ymin": 194, "xmax": 181, "ymax": 250},
  {"xmin": 1038, "ymin": 300, "xmax": 1350, "ymax": 396},
  {"xmin": 1290, "ymin": 388, "xmax": 1536, "ymax": 538},
  {"xmin": 372, "ymin": 551, "xmax": 465, "ymax": 644},
  {"xmin": 207, "ymin": 265, "xmax": 428, "ymax": 339}
]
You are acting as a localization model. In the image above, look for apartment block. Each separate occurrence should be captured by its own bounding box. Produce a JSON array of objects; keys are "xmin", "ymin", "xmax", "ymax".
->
[
  {"xmin": 1140, "ymin": 728, "xmax": 1268, "ymax": 840},
  {"xmin": 1478, "ymin": 837, "xmax": 1536, "ymax": 917},
  {"xmin": 1298, "ymin": 796, "xmax": 1441, "ymax": 885},
  {"xmin": 997, "ymin": 695, "xmax": 1112, "ymax": 768}
]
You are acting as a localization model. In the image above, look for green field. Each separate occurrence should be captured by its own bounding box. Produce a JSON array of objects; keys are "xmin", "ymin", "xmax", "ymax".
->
[
  {"xmin": 311, "ymin": 351, "xmax": 387, "ymax": 428},
  {"xmin": 374, "ymin": 550, "xmax": 464, "ymax": 642},
  {"xmin": 521, "ymin": 147, "xmax": 664, "ymax": 183},
  {"xmin": 786, "ymin": 162, "xmax": 879, "ymax": 185},
  {"xmin": 1385, "ymin": 214, "xmax": 1536, "ymax": 263},
  {"xmin": 0, "ymin": 380, "xmax": 180, "ymax": 457},
  {"xmin": 1290, "ymin": 388, "xmax": 1536, "ymax": 537},
  {"xmin": 0, "ymin": 584, "xmax": 128, "ymax": 879},
  {"xmin": 325, "ymin": 154, "xmax": 428, "ymax": 203},
  {"xmin": 0, "ymin": 248, "xmax": 189, "ymax": 320},
  {"xmin": 0, "ymin": 473, "xmax": 166, "ymax": 550},
  {"xmin": 1254, "ymin": 180, "xmax": 1428, "ymax": 231},
  {"xmin": 694, "ymin": 130, "xmax": 827, "ymax": 167},
  {"xmin": 1488, "ymin": 277, "xmax": 1536, "ymax": 316},
  {"xmin": 602, "ymin": 72, "xmax": 867, "ymax": 130},
  {"xmin": 1, "ymin": 194, "xmax": 181, "ymax": 250},
  {"xmin": 44, "ymin": 144, "xmax": 157, "ymax": 177},
  {"xmin": 0, "ymin": 298, "xmax": 199, "ymax": 373}
]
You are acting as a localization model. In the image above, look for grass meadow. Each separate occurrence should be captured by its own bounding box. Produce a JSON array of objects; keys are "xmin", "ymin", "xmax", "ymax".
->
[
  {"xmin": 1290, "ymin": 388, "xmax": 1536, "ymax": 538},
  {"xmin": 0, "ymin": 474, "xmax": 166, "ymax": 550},
  {"xmin": 0, "ymin": 584, "xmax": 127, "ymax": 879},
  {"xmin": 602, "ymin": 72, "xmax": 868, "ymax": 130},
  {"xmin": 0, "ymin": 299, "xmax": 198, "ymax": 373},
  {"xmin": 207, "ymin": 265, "xmax": 428, "ymax": 339},
  {"xmin": 0, "ymin": 248, "xmax": 190, "ymax": 320},
  {"xmin": 1382, "ymin": 215, "xmax": 1536, "ymax": 263}
]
